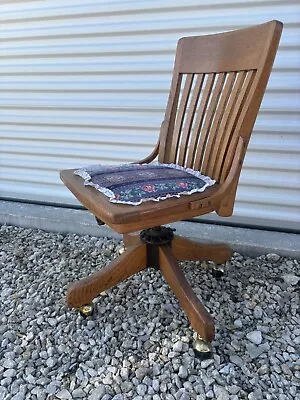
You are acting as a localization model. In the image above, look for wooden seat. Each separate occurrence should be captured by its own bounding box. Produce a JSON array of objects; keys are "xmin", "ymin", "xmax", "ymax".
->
[
  {"xmin": 60, "ymin": 21, "xmax": 282, "ymax": 355},
  {"xmin": 60, "ymin": 168, "xmax": 220, "ymax": 232}
]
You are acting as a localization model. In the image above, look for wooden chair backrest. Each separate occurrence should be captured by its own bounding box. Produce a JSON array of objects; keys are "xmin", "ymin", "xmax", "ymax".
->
[{"xmin": 159, "ymin": 21, "xmax": 283, "ymax": 186}]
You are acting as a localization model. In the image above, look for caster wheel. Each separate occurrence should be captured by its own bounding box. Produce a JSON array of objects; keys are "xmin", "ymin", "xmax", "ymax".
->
[
  {"xmin": 212, "ymin": 265, "xmax": 225, "ymax": 279},
  {"xmin": 77, "ymin": 304, "xmax": 94, "ymax": 317},
  {"xmin": 193, "ymin": 335, "xmax": 213, "ymax": 360}
]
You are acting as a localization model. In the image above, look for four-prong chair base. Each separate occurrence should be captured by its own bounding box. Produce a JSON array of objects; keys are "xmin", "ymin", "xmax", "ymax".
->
[{"xmin": 66, "ymin": 226, "xmax": 232, "ymax": 350}]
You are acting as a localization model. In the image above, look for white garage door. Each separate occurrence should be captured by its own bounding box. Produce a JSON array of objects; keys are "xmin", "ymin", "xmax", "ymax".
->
[{"xmin": 0, "ymin": 0, "xmax": 299, "ymax": 231}]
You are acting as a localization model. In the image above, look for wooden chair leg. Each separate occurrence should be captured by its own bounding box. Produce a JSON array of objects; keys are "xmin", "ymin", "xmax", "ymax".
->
[
  {"xmin": 67, "ymin": 243, "xmax": 147, "ymax": 308},
  {"xmin": 159, "ymin": 245, "xmax": 214, "ymax": 342},
  {"xmin": 172, "ymin": 235, "xmax": 232, "ymax": 264}
]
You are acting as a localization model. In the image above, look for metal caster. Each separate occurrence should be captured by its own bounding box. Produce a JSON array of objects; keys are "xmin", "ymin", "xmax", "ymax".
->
[
  {"xmin": 212, "ymin": 265, "xmax": 225, "ymax": 279},
  {"xmin": 193, "ymin": 335, "xmax": 213, "ymax": 359},
  {"xmin": 77, "ymin": 304, "xmax": 94, "ymax": 317}
]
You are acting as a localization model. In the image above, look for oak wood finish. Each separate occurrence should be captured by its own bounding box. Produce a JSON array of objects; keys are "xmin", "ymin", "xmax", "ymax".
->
[
  {"xmin": 60, "ymin": 21, "xmax": 282, "ymax": 343},
  {"xmin": 172, "ymin": 236, "xmax": 232, "ymax": 264},
  {"xmin": 159, "ymin": 245, "xmax": 214, "ymax": 342},
  {"xmin": 67, "ymin": 244, "xmax": 147, "ymax": 308},
  {"xmin": 123, "ymin": 231, "xmax": 141, "ymax": 248}
]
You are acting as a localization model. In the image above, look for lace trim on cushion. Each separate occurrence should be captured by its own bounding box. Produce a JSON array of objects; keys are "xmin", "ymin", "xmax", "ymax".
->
[{"xmin": 74, "ymin": 162, "xmax": 216, "ymax": 205}]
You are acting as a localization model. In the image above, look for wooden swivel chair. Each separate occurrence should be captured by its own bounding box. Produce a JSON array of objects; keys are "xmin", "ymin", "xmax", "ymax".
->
[{"xmin": 60, "ymin": 21, "xmax": 282, "ymax": 357}]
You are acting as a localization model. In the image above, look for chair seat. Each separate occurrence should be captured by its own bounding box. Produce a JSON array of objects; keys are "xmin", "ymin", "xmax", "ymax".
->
[
  {"xmin": 60, "ymin": 167, "xmax": 219, "ymax": 233},
  {"xmin": 74, "ymin": 163, "xmax": 215, "ymax": 205}
]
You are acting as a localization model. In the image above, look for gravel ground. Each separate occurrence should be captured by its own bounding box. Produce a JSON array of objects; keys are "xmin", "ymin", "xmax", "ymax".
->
[{"xmin": 0, "ymin": 225, "xmax": 299, "ymax": 400}]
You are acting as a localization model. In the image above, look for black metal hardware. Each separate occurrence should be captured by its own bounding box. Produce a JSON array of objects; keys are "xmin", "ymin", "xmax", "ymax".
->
[{"xmin": 140, "ymin": 226, "xmax": 175, "ymax": 245}]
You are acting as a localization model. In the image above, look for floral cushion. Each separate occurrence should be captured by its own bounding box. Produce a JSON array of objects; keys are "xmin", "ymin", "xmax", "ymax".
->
[{"xmin": 74, "ymin": 163, "xmax": 215, "ymax": 206}]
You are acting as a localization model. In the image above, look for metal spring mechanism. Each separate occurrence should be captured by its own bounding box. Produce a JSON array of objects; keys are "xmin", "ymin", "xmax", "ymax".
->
[{"xmin": 140, "ymin": 226, "xmax": 175, "ymax": 245}]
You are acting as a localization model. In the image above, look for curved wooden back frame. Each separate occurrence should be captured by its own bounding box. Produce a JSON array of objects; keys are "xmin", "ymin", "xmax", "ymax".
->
[{"xmin": 147, "ymin": 20, "xmax": 283, "ymax": 217}]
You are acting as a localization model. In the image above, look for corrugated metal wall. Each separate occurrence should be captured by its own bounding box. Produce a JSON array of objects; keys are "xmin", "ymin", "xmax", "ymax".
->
[{"xmin": 1, "ymin": 0, "xmax": 299, "ymax": 230}]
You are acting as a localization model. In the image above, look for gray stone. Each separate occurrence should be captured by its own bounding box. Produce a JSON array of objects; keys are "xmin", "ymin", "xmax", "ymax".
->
[
  {"xmin": 229, "ymin": 355, "xmax": 244, "ymax": 368},
  {"xmin": 248, "ymin": 390, "xmax": 263, "ymax": 400},
  {"xmin": 135, "ymin": 367, "xmax": 149, "ymax": 380},
  {"xmin": 120, "ymin": 367, "xmax": 129, "ymax": 380},
  {"xmin": 3, "ymin": 368, "xmax": 16, "ymax": 378},
  {"xmin": 1, "ymin": 377, "xmax": 12, "ymax": 387},
  {"xmin": 200, "ymin": 371, "xmax": 214, "ymax": 387},
  {"xmin": 173, "ymin": 341, "xmax": 184, "ymax": 352},
  {"xmin": 136, "ymin": 384, "xmax": 147, "ymax": 396},
  {"xmin": 31, "ymin": 387, "xmax": 46, "ymax": 400},
  {"xmin": 178, "ymin": 365, "xmax": 188, "ymax": 379},
  {"xmin": 25, "ymin": 374, "xmax": 36, "ymax": 384},
  {"xmin": 76, "ymin": 368, "xmax": 84, "ymax": 381},
  {"xmin": 115, "ymin": 349, "xmax": 122, "ymax": 358},
  {"xmin": 152, "ymin": 379, "xmax": 160, "ymax": 392},
  {"xmin": 200, "ymin": 359, "xmax": 214, "ymax": 369},
  {"xmin": 112, "ymin": 395, "xmax": 124, "ymax": 400},
  {"xmin": 46, "ymin": 357, "xmax": 58, "ymax": 368},
  {"xmin": 11, "ymin": 395, "xmax": 25, "ymax": 400},
  {"xmin": 257, "ymin": 364, "xmax": 269, "ymax": 375},
  {"xmin": 227, "ymin": 385, "xmax": 240, "ymax": 395},
  {"xmin": 213, "ymin": 385, "xmax": 230, "ymax": 400},
  {"xmin": 233, "ymin": 319, "xmax": 243, "ymax": 328},
  {"xmin": 246, "ymin": 331, "xmax": 262, "ymax": 345},
  {"xmin": 246, "ymin": 344, "xmax": 265, "ymax": 359},
  {"xmin": 88, "ymin": 386, "xmax": 106, "ymax": 400},
  {"xmin": 253, "ymin": 306, "xmax": 263, "ymax": 319},
  {"xmin": 45, "ymin": 383, "xmax": 58, "ymax": 395},
  {"xmin": 87, "ymin": 320, "xmax": 96, "ymax": 330},
  {"xmin": 120, "ymin": 381, "xmax": 133, "ymax": 393},
  {"xmin": 266, "ymin": 253, "xmax": 280, "ymax": 262},
  {"xmin": 3, "ymin": 359, "xmax": 16, "ymax": 369},
  {"xmin": 72, "ymin": 388, "xmax": 86, "ymax": 398},
  {"xmin": 282, "ymin": 274, "xmax": 300, "ymax": 286},
  {"xmin": 0, "ymin": 387, "xmax": 8, "ymax": 400},
  {"xmin": 219, "ymin": 364, "xmax": 231, "ymax": 374},
  {"xmin": 56, "ymin": 389, "xmax": 72, "ymax": 399}
]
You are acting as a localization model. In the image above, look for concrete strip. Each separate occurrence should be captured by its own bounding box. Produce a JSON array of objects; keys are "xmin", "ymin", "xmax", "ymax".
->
[{"xmin": 0, "ymin": 200, "xmax": 299, "ymax": 259}]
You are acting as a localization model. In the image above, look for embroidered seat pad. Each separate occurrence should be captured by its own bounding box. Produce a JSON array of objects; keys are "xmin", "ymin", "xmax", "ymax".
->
[{"xmin": 74, "ymin": 163, "xmax": 215, "ymax": 206}]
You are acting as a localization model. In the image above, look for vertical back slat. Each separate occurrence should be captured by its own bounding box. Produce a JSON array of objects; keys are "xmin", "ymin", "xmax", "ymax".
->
[
  {"xmin": 162, "ymin": 73, "xmax": 183, "ymax": 163},
  {"xmin": 193, "ymin": 73, "xmax": 226, "ymax": 171},
  {"xmin": 202, "ymin": 72, "xmax": 237, "ymax": 176},
  {"xmin": 210, "ymin": 71, "xmax": 247, "ymax": 178},
  {"xmin": 169, "ymin": 74, "xmax": 194, "ymax": 163},
  {"xmin": 219, "ymin": 70, "xmax": 256, "ymax": 182},
  {"xmin": 214, "ymin": 70, "xmax": 255, "ymax": 181},
  {"xmin": 186, "ymin": 74, "xmax": 215, "ymax": 168},
  {"xmin": 177, "ymin": 74, "xmax": 205, "ymax": 165}
]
